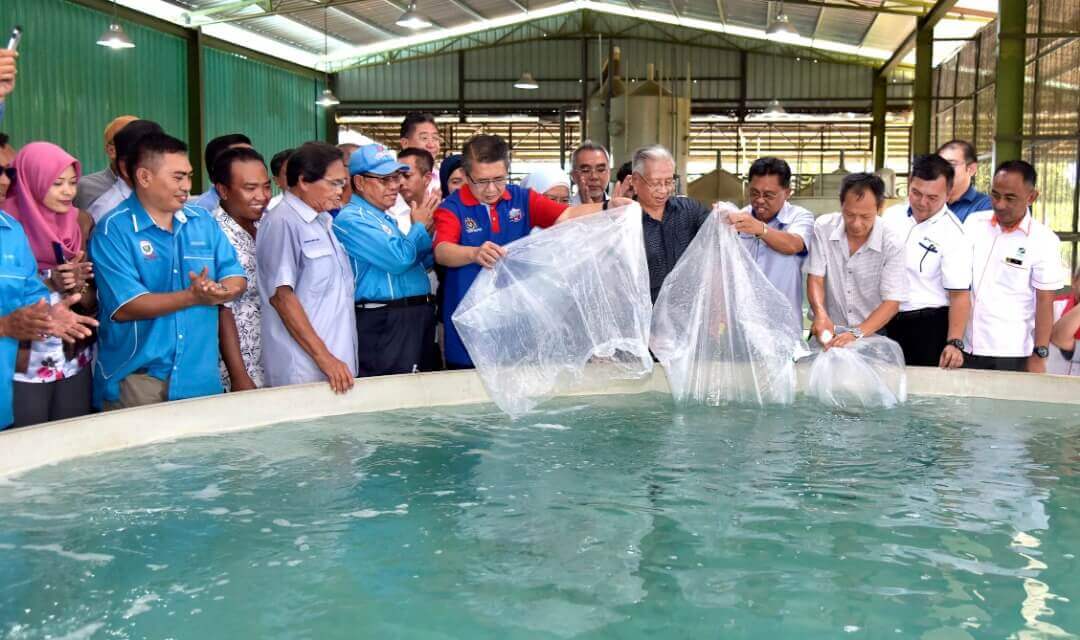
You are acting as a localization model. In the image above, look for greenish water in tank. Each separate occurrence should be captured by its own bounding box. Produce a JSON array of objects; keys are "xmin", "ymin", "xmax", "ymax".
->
[{"xmin": 1, "ymin": 393, "xmax": 1078, "ymax": 639}]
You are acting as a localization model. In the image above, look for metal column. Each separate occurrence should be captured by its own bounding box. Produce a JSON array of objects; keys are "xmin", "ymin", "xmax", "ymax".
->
[
  {"xmin": 911, "ymin": 25, "xmax": 933, "ymax": 156},
  {"xmin": 871, "ymin": 74, "xmax": 888, "ymax": 170},
  {"xmin": 186, "ymin": 28, "xmax": 206, "ymax": 193},
  {"xmin": 994, "ymin": 0, "xmax": 1027, "ymax": 165}
]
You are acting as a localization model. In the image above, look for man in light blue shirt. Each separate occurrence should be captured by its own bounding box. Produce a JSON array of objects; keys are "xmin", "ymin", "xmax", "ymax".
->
[
  {"xmin": 726, "ymin": 157, "xmax": 815, "ymax": 336},
  {"xmin": 190, "ymin": 133, "xmax": 253, "ymax": 212},
  {"xmin": 90, "ymin": 133, "xmax": 246, "ymax": 409},
  {"xmin": 334, "ymin": 144, "xmax": 437, "ymax": 376},
  {"xmin": 0, "ymin": 212, "xmax": 97, "ymax": 428}
]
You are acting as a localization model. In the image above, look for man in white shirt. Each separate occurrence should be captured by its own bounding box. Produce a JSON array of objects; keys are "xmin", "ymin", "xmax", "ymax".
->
[
  {"xmin": 882, "ymin": 154, "xmax": 972, "ymax": 368},
  {"xmin": 726, "ymin": 157, "xmax": 814, "ymax": 337},
  {"xmin": 964, "ymin": 160, "xmax": 1066, "ymax": 373},
  {"xmin": 569, "ymin": 141, "xmax": 611, "ymax": 205},
  {"xmin": 87, "ymin": 119, "xmax": 163, "ymax": 222}
]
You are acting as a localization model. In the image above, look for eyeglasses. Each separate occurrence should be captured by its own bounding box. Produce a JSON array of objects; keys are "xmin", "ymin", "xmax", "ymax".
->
[
  {"xmin": 0, "ymin": 167, "xmax": 14, "ymax": 181},
  {"xmin": 364, "ymin": 173, "xmax": 404, "ymax": 186},
  {"xmin": 635, "ymin": 174, "xmax": 675, "ymax": 193},
  {"xmin": 415, "ymin": 133, "xmax": 442, "ymax": 144},
  {"xmin": 468, "ymin": 174, "xmax": 508, "ymax": 189},
  {"xmin": 575, "ymin": 166, "xmax": 609, "ymax": 176},
  {"xmin": 748, "ymin": 189, "xmax": 783, "ymax": 202},
  {"xmin": 321, "ymin": 178, "xmax": 347, "ymax": 190}
]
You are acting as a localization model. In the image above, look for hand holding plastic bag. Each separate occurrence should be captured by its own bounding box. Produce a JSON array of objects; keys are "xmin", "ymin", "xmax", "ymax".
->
[
  {"xmin": 453, "ymin": 203, "xmax": 653, "ymax": 417},
  {"xmin": 651, "ymin": 203, "xmax": 807, "ymax": 405},
  {"xmin": 805, "ymin": 335, "xmax": 907, "ymax": 409}
]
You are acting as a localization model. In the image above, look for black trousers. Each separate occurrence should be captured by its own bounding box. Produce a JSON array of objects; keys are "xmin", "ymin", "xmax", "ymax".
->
[
  {"xmin": 12, "ymin": 366, "xmax": 93, "ymax": 428},
  {"xmin": 884, "ymin": 306, "xmax": 949, "ymax": 367},
  {"xmin": 963, "ymin": 353, "xmax": 1027, "ymax": 372},
  {"xmin": 355, "ymin": 302, "xmax": 439, "ymax": 377}
]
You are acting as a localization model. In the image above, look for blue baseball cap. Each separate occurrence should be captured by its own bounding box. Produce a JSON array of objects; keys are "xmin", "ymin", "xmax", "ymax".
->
[{"xmin": 349, "ymin": 144, "xmax": 409, "ymax": 177}]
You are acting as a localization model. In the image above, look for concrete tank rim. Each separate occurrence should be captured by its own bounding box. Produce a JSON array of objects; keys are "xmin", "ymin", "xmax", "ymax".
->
[{"xmin": 1, "ymin": 365, "xmax": 1078, "ymax": 478}]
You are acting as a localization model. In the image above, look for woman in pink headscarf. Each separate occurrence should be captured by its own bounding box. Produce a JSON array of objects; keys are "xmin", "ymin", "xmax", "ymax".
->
[{"xmin": 1, "ymin": 141, "xmax": 96, "ymax": 427}]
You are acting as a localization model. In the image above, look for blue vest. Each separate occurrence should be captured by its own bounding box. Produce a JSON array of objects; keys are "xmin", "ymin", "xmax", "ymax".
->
[{"xmin": 441, "ymin": 184, "xmax": 534, "ymax": 366}]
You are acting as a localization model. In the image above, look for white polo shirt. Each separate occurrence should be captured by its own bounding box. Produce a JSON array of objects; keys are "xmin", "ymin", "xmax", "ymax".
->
[
  {"xmin": 964, "ymin": 210, "xmax": 1066, "ymax": 358},
  {"xmin": 882, "ymin": 202, "xmax": 972, "ymax": 312}
]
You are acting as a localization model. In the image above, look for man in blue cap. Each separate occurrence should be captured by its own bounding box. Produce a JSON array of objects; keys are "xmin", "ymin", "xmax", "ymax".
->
[{"xmin": 333, "ymin": 144, "xmax": 439, "ymax": 376}]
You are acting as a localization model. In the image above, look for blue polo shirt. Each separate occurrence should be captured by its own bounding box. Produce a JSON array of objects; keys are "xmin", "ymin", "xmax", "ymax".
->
[
  {"xmin": 332, "ymin": 194, "xmax": 433, "ymax": 302},
  {"xmin": 948, "ymin": 184, "xmax": 993, "ymax": 222},
  {"xmin": 433, "ymin": 183, "xmax": 567, "ymax": 367},
  {"xmin": 89, "ymin": 194, "xmax": 245, "ymax": 407},
  {"xmin": 0, "ymin": 211, "xmax": 49, "ymax": 428}
]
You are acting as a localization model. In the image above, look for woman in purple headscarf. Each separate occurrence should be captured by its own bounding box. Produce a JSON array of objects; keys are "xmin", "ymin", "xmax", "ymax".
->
[{"xmin": 1, "ymin": 141, "xmax": 96, "ymax": 426}]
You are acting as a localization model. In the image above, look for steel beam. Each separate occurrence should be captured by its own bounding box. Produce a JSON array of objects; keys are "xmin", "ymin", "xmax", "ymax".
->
[
  {"xmin": 879, "ymin": 0, "xmax": 960, "ymax": 76},
  {"xmin": 910, "ymin": 21, "xmax": 933, "ymax": 155},
  {"xmin": 187, "ymin": 28, "xmax": 207, "ymax": 193},
  {"xmin": 871, "ymin": 74, "xmax": 887, "ymax": 170},
  {"xmin": 994, "ymin": 0, "xmax": 1026, "ymax": 164}
]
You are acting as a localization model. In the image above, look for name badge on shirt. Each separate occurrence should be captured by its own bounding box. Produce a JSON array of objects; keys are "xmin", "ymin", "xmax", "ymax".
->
[
  {"xmin": 1006, "ymin": 246, "xmax": 1026, "ymax": 267},
  {"xmin": 464, "ymin": 218, "xmax": 481, "ymax": 234}
]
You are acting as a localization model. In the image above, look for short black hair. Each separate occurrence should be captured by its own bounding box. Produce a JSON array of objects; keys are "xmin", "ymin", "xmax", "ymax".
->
[
  {"xmin": 204, "ymin": 134, "xmax": 252, "ymax": 183},
  {"xmin": 910, "ymin": 153, "xmax": 955, "ymax": 191},
  {"xmin": 936, "ymin": 139, "xmax": 978, "ymax": 165},
  {"xmin": 270, "ymin": 148, "xmax": 294, "ymax": 177},
  {"xmin": 114, "ymin": 120, "xmax": 165, "ymax": 171},
  {"xmin": 286, "ymin": 141, "xmax": 344, "ymax": 188},
  {"xmin": 212, "ymin": 147, "xmax": 266, "ymax": 187},
  {"xmin": 400, "ymin": 112, "xmax": 437, "ymax": 140},
  {"xmin": 839, "ymin": 172, "xmax": 885, "ymax": 207},
  {"xmin": 0, "ymin": 133, "xmax": 9, "ymax": 148},
  {"xmin": 461, "ymin": 134, "xmax": 510, "ymax": 175},
  {"xmin": 616, "ymin": 160, "xmax": 633, "ymax": 183},
  {"xmin": 994, "ymin": 159, "xmax": 1038, "ymax": 188},
  {"xmin": 747, "ymin": 157, "xmax": 792, "ymax": 189},
  {"xmin": 127, "ymin": 132, "xmax": 188, "ymax": 185},
  {"xmin": 398, "ymin": 147, "xmax": 434, "ymax": 175}
]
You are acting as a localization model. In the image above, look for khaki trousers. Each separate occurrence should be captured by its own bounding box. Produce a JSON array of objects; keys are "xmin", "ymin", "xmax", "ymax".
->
[{"xmin": 103, "ymin": 373, "xmax": 168, "ymax": 411}]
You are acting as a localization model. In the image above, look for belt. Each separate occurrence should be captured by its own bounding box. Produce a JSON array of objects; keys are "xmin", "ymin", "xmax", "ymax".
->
[
  {"xmin": 897, "ymin": 306, "xmax": 948, "ymax": 319},
  {"xmin": 356, "ymin": 294, "xmax": 433, "ymax": 310}
]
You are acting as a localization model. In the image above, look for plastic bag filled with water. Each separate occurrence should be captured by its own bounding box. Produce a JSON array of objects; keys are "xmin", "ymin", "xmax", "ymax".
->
[
  {"xmin": 453, "ymin": 202, "xmax": 653, "ymax": 417},
  {"xmin": 805, "ymin": 335, "xmax": 908, "ymax": 409},
  {"xmin": 650, "ymin": 204, "xmax": 808, "ymax": 406}
]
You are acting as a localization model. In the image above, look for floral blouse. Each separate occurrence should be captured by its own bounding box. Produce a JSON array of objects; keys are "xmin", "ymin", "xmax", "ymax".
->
[
  {"xmin": 213, "ymin": 208, "xmax": 264, "ymax": 389},
  {"xmin": 13, "ymin": 291, "xmax": 93, "ymax": 384}
]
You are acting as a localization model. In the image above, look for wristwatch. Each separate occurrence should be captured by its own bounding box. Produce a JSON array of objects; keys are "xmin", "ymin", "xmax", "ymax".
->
[
  {"xmin": 947, "ymin": 338, "xmax": 965, "ymax": 351},
  {"xmin": 1034, "ymin": 345, "xmax": 1050, "ymax": 359},
  {"xmin": 849, "ymin": 327, "xmax": 864, "ymax": 339}
]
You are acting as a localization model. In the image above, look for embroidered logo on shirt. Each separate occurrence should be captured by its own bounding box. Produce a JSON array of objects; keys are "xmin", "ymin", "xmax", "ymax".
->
[
  {"xmin": 464, "ymin": 218, "xmax": 481, "ymax": 234},
  {"xmin": 508, "ymin": 208, "xmax": 523, "ymax": 223},
  {"xmin": 139, "ymin": 240, "xmax": 156, "ymax": 259}
]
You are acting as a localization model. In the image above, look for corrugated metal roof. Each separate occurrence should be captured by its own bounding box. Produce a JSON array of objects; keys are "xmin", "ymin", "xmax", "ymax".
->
[{"xmin": 135, "ymin": 0, "xmax": 995, "ymax": 71}]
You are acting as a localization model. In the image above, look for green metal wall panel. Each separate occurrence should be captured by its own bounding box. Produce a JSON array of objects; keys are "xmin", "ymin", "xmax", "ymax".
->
[
  {"xmin": 203, "ymin": 46, "xmax": 326, "ymax": 180},
  {"xmin": 0, "ymin": 0, "xmax": 188, "ymax": 173}
]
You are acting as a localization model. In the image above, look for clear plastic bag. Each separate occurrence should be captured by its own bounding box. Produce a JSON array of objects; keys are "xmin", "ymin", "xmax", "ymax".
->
[
  {"xmin": 453, "ymin": 202, "xmax": 654, "ymax": 417},
  {"xmin": 805, "ymin": 335, "xmax": 908, "ymax": 409},
  {"xmin": 650, "ymin": 204, "xmax": 808, "ymax": 405}
]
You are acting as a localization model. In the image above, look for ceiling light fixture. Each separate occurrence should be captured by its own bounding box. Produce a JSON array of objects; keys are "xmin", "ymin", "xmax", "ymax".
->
[
  {"xmin": 513, "ymin": 71, "xmax": 539, "ymax": 90},
  {"xmin": 316, "ymin": 5, "xmax": 341, "ymax": 108},
  {"xmin": 97, "ymin": 2, "xmax": 135, "ymax": 49},
  {"xmin": 767, "ymin": 2, "xmax": 799, "ymax": 37},
  {"xmin": 396, "ymin": 1, "xmax": 433, "ymax": 30}
]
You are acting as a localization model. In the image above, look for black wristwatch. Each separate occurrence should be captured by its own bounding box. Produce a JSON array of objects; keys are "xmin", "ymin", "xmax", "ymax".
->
[
  {"xmin": 1034, "ymin": 345, "xmax": 1050, "ymax": 359},
  {"xmin": 946, "ymin": 338, "xmax": 965, "ymax": 351}
]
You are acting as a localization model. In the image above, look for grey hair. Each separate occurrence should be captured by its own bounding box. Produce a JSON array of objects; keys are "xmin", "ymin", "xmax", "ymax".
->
[
  {"xmin": 632, "ymin": 145, "xmax": 675, "ymax": 175},
  {"xmin": 571, "ymin": 140, "xmax": 611, "ymax": 167}
]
